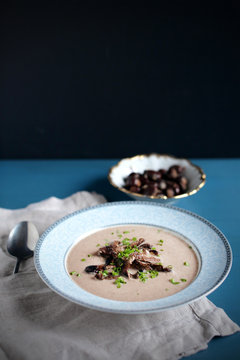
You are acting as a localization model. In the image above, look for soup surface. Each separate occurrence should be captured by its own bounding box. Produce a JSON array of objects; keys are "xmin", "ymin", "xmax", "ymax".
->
[{"xmin": 66, "ymin": 225, "xmax": 199, "ymax": 302}]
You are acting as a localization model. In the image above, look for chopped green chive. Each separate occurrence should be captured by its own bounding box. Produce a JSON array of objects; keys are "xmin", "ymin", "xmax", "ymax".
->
[
  {"xmin": 157, "ymin": 262, "xmax": 163, "ymax": 265},
  {"xmin": 149, "ymin": 270, "xmax": 159, "ymax": 279},
  {"xmin": 132, "ymin": 237, "xmax": 137, "ymax": 241},
  {"xmin": 158, "ymin": 239, "xmax": 164, "ymax": 243},
  {"xmin": 181, "ymin": 278, "xmax": 187, "ymax": 282},
  {"xmin": 111, "ymin": 232, "xmax": 114, "ymax": 235},
  {"xmin": 114, "ymin": 276, "xmax": 127, "ymax": 288},
  {"xmin": 96, "ymin": 243, "xmax": 101, "ymax": 247},
  {"xmin": 169, "ymin": 278, "xmax": 180, "ymax": 285},
  {"xmin": 160, "ymin": 249, "xmax": 164, "ymax": 251},
  {"xmin": 112, "ymin": 268, "xmax": 120, "ymax": 276},
  {"xmin": 87, "ymin": 254, "xmax": 92, "ymax": 257},
  {"xmin": 123, "ymin": 231, "xmax": 130, "ymax": 234},
  {"xmin": 102, "ymin": 270, "xmax": 109, "ymax": 277},
  {"xmin": 81, "ymin": 258, "xmax": 86, "ymax": 262},
  {"xmin": 70, "ymin": 271, "xmax": 81, "ymax": 277},
  {"xmin": 117, "ymin": 234, "xmax": 123, "ymax": 239},
  {"xmin": 139, "ymin": 271, "xmax": 148, "ymax": 282},
  {"xmin": 104, "ymin": 239, "xmax": 109, "ymax": 245},
  {"xmin": 151, "ymin": 247, "xmax": 156, "ymax": 250},
  {"xmin": 122, "ymin": 239, "xmax": 130, "ymax": 246},
  {"xmin": 117, "ymin": 244, "xmax": 140, "ymax": 259},
  {"xmin": 184, "ymin": 261, "xmax": 189, "ymax": 266},
  {"xmin": 189, "ymin": 245, "xmax": 192, "ymax": 249}
]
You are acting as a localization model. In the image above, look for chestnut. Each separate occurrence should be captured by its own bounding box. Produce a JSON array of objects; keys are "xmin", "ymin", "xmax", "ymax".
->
[
  {"xmin": 159, "ymin": 180, "xmax": 167, "ymax": 190},
  {"xmin": 125, "ymin": 173, "xmax": 142, "ymax": 188},
  {"xmin": 166, "ymin": 187, "xmax": 175, "ymax": 198},
  {"xmin": 129, "ymin": 186, "xmax": 141, "ymax": 193},
  {"xmin": 141, "ymin": 183, "xmax": 160, "ymax": 196},
  {"xmin": 179, "ymin": 176, "xmax": 188, "ymax": 191},
  {"xmin": 143, "ymin": 170, "xmax": 162, "ymax": 182},
  {"xmin": 123, "ymin": 164, "xmax": 188, "ymax": 198}
]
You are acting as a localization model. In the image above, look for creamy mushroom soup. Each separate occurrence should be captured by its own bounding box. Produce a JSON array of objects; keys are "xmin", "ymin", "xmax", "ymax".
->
[{"xmin": 66, "ymin": 225, "xmax": 199, "ymax": 302}]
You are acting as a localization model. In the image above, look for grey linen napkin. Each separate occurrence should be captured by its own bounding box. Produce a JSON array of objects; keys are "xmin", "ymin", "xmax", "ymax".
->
[{"xmin": 0, "ymin": 192, "xmax": 239, "ymax": 360}]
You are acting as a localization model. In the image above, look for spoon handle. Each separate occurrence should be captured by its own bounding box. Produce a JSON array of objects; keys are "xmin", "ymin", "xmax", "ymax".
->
[{"xmin": 14, "ymin": 258, "xmax": 21, "ymax": 274}]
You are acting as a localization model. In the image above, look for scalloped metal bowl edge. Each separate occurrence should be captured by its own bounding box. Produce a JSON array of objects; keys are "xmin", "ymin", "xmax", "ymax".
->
[{"xmin": 108, "ymin": 153, "xmax": 206, "ymax": 201}]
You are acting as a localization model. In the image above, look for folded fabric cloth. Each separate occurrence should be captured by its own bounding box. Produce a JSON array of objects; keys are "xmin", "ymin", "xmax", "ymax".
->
[{"xmin": 0, "ymin": 191, "xmax": 239, "ymax": 360}]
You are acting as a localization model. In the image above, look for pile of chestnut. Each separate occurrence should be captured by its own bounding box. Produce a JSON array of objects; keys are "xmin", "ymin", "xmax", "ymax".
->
[{"xmin": 123, "ymin": 165, "xmax": 188, "ymax": 198}]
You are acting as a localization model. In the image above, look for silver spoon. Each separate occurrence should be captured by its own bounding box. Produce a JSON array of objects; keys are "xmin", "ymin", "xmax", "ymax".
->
[{"xmin": 7, "ymin": 221, "xmax": 39, "ymax": 274}]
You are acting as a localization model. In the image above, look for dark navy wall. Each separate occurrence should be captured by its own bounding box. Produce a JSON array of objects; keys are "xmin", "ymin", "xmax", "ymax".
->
[{"xmin": 1, "ymin": 1, "xmax": 240, "ymax": 159}]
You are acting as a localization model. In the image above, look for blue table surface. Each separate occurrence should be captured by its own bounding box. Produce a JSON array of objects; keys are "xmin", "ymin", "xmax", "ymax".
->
[{"xmin": 1, "ymin": 159, "xmax": 239, "ymax": 359}]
